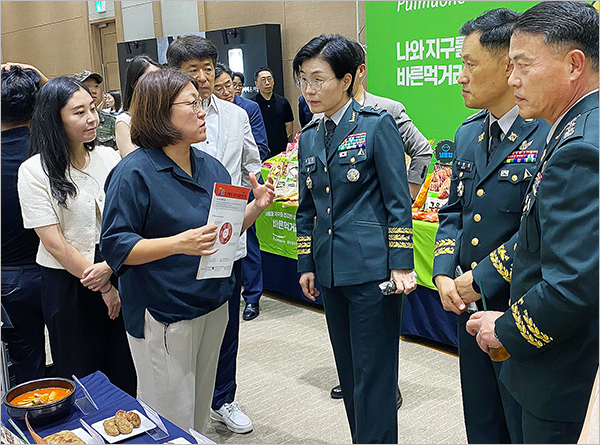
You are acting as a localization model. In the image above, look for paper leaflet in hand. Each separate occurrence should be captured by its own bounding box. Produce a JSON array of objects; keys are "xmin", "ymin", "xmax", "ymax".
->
[{"xmin": 196, "ymin": 183, "xmax": 250, "ymax": 279}]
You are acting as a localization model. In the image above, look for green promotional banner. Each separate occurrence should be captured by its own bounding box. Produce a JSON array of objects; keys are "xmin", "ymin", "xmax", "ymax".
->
[
  {"xmin": 365, "ymin": 1, "xmax": 539, "ymax": 147},
  {"xmin": 256, "ymin": 201, "xmax": 299, "ymax": 259}
]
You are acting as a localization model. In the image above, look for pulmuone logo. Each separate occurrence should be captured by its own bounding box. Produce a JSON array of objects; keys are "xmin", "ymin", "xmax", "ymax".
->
[{"xmin": 397, "ymin": 1, "xmax": 466, "ymax": 12}]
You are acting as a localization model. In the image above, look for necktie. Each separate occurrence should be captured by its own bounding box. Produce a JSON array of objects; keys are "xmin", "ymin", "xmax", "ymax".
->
[
  {"xmin": 488, "ymin": 121, "xmax": 502, "ymax": 163},
  {"xmin": 324, "ymin": 119, "xmax": 336, "ymax": 153}
]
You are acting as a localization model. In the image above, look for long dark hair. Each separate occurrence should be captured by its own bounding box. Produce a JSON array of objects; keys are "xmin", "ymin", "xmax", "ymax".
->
[
  {"xmin": 123, "ymin": 55, "xmax": 161, "ymax": 112},
  {"xmin": 108, "ymin": 90, "xmax": 122, "ymax": 112},
  {"xmin": 30, "ymin": 76, "xmax": 95, "ymax": 208}
]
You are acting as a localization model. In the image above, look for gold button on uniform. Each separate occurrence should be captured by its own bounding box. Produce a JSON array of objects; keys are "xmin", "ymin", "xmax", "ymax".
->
[
  {"xmin": 511, "ymin": 175, "xmax": 518, "ymax": 182},
  {"xmin": 471, "ymin": 238, "xmax": 479, "ymax": 246},
  {"xmin": 327, "ymin": 208, "xmax": 331, "ymax": 214},
  {"xmin": 350, "ymin": 157, "xmax": 356, "ymax": 163},
  {"xmin": 324, "ymin": 167, "xmax": 328, "ymax": 172},
  {"xmin": 476, "ymin": 189, "xmax": 485, "ymax": 197},
  {"xmin": 459, "ymin": 172, "xmax": 464, "ymax": 178},
  {"xmin": 328, "ymin": 229, "xmax": 332, "ymax": 235},
  {"xmin": 326, "ymin": 187, "xmax": 330, "ymax": 193},
  {"xmin": 471, "ymin": 262, "xmax": 478, "ymax": 269},
  {"xmin": 473, "ymin": 214, "xmax": 481, "ymax": 222}
]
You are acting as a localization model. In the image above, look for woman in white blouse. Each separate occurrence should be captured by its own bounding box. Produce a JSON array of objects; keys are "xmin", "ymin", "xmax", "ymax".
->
[
  {"xmin": 116, "ymin": 55, "xmax": 161, "ymax": 157},
  {"xmin": 17, "ymin": 76, "xmax": 136, "ymax": 395}
]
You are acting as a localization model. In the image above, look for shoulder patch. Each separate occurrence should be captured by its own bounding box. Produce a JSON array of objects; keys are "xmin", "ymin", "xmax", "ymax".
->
[{"xmin": 461, "ymin": 109, "xmax": 487, "ymax": 126}]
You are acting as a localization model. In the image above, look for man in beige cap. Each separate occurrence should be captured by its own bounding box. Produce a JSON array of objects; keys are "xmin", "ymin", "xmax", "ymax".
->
[{"xmin": 73, "ymin": 70, "xmax": 117, "ymax": 149}]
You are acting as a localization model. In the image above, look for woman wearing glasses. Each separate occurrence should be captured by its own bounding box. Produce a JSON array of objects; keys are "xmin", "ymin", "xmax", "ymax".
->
[
  {"xmin": 293, "ymin": 35, "xmax": 416, "ymax": 444},
  {"xmin": 100, "ymin": 69, "xmax": 274, "ymax": 432}
]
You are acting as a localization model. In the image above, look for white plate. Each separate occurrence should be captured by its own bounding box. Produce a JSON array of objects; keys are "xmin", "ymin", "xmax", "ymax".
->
[
  {"xmin": 91, "ymin": 409, "xmax": 156, "ymax": 443},
  {"xmin": 163, "ymin": 438, "xmax": 192, "ymax": 444},
  {"xmin": 71, "ymin": 427, "xmax": 93, "ymax": 444}
]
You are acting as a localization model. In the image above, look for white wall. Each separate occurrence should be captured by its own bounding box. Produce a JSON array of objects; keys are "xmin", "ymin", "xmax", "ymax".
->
[
  {"xmin": 121, "ymin": 1, "xmax": 154, "ymax": 41},
  {"xmin": 161, "ymin": 1, "xmax": 199, "ymax": 37}
]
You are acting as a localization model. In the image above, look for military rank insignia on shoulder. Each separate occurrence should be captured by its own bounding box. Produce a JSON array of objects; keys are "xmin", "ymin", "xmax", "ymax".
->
[
  {"xmin": 301, "ymin": 118, "xmax": 320, "ymax": 133},
  {"xmin": 462, "ymin": 109, "xmax": 486, "ymax": 125},
  {"xmin": 358, "ymin": 105, "xmax": 384, "ymax": 115}
]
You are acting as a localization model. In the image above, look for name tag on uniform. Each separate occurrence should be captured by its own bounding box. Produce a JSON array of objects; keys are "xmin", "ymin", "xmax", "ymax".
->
[
  {"xmin": 304, "ymin": 156, "xmax": 316, "ymax": 171},
  {"xmin": 455, "ymin": 160, "xmax": 473, "ymax": 172},
  {"xmin": 338, "ymin": 132, "xmax": 366, "ymax": 151}
]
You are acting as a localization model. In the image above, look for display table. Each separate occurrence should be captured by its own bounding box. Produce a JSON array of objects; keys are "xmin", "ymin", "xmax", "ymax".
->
[
  {"xmin": 256, "ymin": 199, "xmax": 458, "ymax": 347},
  {"xmin": 1, "ymin": 371, "xmax": 201, "ymax": 444}
]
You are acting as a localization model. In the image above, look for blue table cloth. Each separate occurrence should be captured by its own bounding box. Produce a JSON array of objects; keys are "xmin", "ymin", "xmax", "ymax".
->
[{"xmin": 2, "ymin": 371, "xmax": 198, "ymax": 444}]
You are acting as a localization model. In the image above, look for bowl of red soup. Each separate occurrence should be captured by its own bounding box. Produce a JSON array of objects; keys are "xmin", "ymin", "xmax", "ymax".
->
[{"xmin": 3, "ymin": 378, "xmax": 76, "ymax": 424}]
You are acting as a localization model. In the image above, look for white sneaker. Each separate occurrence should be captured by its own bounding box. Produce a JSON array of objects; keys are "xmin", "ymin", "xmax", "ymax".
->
[{"xmin": 210, "ymin": 401, "xmax": 253, "ymax": 433}]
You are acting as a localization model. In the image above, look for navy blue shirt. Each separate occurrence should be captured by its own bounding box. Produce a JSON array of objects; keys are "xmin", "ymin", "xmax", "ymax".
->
[
  {"xmin": 233, "ymin": 94, "xmax": 270, "ymax": 161},
  {"xmin": 100, "ymin": 147, "xmax": 234, "ymax": 338},
  {"xmin": 298, "ymin": 96, "xmax": 313, "ymax": 128},
  {"xmin": 251, "ymin": 92, "xmax": 294, "ymax": 156},
  {"xmin": 1, "ymin": 127, "xmax": 39, "ymax": 266}
]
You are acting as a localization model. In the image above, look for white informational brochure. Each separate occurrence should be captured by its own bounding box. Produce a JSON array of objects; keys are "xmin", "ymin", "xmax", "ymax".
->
[{"xmin": 197, "ymin": 182, "xmax": 250, "ymax": 279}]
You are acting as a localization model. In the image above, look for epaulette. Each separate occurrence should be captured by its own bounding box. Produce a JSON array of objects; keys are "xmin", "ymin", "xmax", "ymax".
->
[
  {"xmin": 554, "ymin": 113, "xmax": 584, "ymax": 142},
  {"xmin": 461, "ymin": 109, "xmax": 487, "ymax": 126},
  {"xmin": 300, "ymin": 118, "xmax": 320, "ymax": 133},
  {"xmin": 358, "ymin": 105, "xmax": 384, "ymax": 115}
]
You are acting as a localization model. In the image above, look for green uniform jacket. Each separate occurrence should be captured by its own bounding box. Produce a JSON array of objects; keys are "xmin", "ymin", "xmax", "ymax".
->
[
  {"xmin": 296, "ymin": 100, "xmax": 414, "ymax": 288},
  {"xmin": 496, "ymin": 92, "xmax": 599, "ymax": 422},
  {"xmin": 433, "ymin": 110, "xmax": 549, "ymax": 310}
]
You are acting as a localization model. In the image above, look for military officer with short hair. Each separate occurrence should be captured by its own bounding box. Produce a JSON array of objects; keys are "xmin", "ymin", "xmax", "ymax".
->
[
  {"xmin": 432, "ymin": 8, "xmax": 550, "ymax": 444},
  {"xmin": 466, "ymin": 2, "xmax": 599, "ymax": 443},
  {"xmin": 293, "ymin": 35, "xmax": 416, "ymax": 444}
]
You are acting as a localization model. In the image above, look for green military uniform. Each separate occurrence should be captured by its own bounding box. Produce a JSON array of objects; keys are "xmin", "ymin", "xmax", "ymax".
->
[
  {"xmin": 296, "ymin": 99, "xmax": 413, "ymax": 443},
  {"xmin": 96, "ymin": 109, "xmax": 117, "ymax": 150},
  {"xmin": 493, "ymin": 92, "xmax": 599, "ymax": 443},
  {"xmin": 433, "ymin": 108, "xmax": 549, "ymax": 443}
]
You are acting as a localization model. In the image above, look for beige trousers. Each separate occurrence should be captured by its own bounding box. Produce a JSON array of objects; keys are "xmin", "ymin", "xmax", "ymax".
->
[{"xmin": 127, "ymin": 304, "xmax": 228, "ymax": 433}]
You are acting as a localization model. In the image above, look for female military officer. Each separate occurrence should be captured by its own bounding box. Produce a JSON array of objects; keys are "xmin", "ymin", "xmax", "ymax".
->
[{"xmin": 293, "ymin": 35, "xmax": 417, "ymax": 444}]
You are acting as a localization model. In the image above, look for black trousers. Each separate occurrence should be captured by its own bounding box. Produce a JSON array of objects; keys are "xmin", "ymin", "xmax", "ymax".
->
[
  {"xmin": 458, "ymin": 311, "xmax": 523, "ymax": 443},
  {"xmin": 40, "ymin": 249, "xmax": 136, "ymax": 397},
  {"xmin": 321, "ymin": 280, "xmax": 399, "ymax": 444},
  {"xmin": 212, "ymin": 260, "xmax": 243, "ymax": 410},
  {"xmin": 1, "ymin": 265, "xmax": 46, "ymax": 384}
]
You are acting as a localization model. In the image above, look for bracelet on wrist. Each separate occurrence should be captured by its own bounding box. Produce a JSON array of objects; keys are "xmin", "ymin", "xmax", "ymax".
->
[{"xmin": 100, "ymin": 283, "xmax": 113, "ymax": 294}]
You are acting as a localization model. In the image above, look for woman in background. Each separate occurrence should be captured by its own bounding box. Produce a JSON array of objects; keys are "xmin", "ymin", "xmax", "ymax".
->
[
  {"xmin": 115, "ymin": 55, "xmax": 161, "ymax": 157},
  {"xmin": 103, "ymin": 90, "xmax": 122, "ymax": 116},
  {"xmin": 17, "ymin": 76, "xmax": 136, "ymax": 396}
]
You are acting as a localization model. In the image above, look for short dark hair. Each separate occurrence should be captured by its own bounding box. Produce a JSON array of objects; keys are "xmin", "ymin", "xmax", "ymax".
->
[
  {"xmin": 166, "ymin": 35, "xmax": 218, "ymax": 69},
  {"xmin": 233, "ymin": 72, "xmax": 244, "ymax": 84},
  {"xmin": 123, "ymin": 55, "xmax": 162, "ymax": 112},
  {"xmin": 292, "ymin": 35, "xmax": 363, "ymax": 98},
  {"xmin": 215, "ymin": 62, "xmax": 233, "ymax": 80},
  {"xmin": 351, "ymin": 40, "xmax": 367, "ymax": 65},
  {"xmin": 1, "ymin": 66, "xmax": 42, "ymax": 125},
  {"xmin": 30, "ymin": 77, "xmax": 95, "ymax": 208},
  {"xmin": 460, "ymin": 8, "xmax": 521, "ymax": 55},
  {"xmin": 130, "ymin": 68, "xmax": 197, "ymax": 150},
  {"xmin": 254, "ymin": 67, "xmax": 273, "ymax": 82},
  {"xmin": 514, "ymin": 1, "xmax": 599, "ymax": 71}
]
